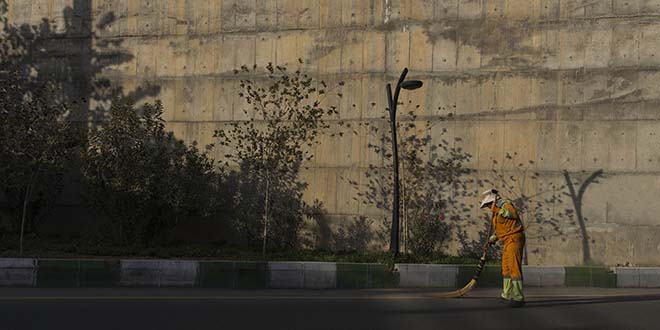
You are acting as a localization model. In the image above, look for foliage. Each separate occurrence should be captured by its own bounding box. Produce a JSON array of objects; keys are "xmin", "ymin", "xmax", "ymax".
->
[
  {"xmin": 0, "ymin": 235, "xmax": 492, "ymax": 269},
  {"xmin": 407, "ymin": 212, "xmax": 452, "ymax": 257},
  {"xmin": 0, "ymin": 4, "xmax": 82, "ymax": 254},
  {"xmin": 349, "ymin": 109, "xmax": 474, "ymax": 257},
  {"xmin": 214, "ymin": 62, "xmax": 343, "ymax": 253},
  {"xmin": 333, "ymin": 216, "xmax": 374, "ymax": 253},
  {"xmin": 81, "ymin": 99, "xmax": 225, "ymax": 246},
  {"xmin": 457, "ymin": 214, "xmax": 502, "ymax": 261}
]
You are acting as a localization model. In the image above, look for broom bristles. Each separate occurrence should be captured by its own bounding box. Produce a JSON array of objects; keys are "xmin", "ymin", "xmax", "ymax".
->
[
  {"xmin": 432, "ymin": 224, "xmax": 493, "ymax": 299},
  {"xmin": 432, "ymin": 279, "xmax": 477, "ymax": 298}
]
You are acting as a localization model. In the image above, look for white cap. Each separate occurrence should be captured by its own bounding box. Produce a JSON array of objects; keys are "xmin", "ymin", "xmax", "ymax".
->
[{"xmin": 480, "ymin": 189, "xmax": 499, "ymax": 208}]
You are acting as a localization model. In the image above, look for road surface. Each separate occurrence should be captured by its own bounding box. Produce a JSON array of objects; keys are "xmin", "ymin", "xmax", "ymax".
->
[{"xmin": 1, "ymin": 288, "xmax": 659, "ymax": 329}]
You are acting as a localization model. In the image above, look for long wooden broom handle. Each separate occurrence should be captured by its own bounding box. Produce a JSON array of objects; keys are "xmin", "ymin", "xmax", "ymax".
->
[{"xmin": 472, "ymin": 217, "xmax": 494, "ymax": 280}]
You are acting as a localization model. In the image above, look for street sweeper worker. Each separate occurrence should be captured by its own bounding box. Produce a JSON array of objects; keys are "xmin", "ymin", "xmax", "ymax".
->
[{"xmin": 480, "ymin": 188, "xmax": 525, "ymax": 307}]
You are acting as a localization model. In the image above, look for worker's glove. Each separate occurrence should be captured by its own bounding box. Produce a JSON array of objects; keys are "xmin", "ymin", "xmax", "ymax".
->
[{"xmin": 488, "ymin": 235, "xmax": 498, "ymax": 244}]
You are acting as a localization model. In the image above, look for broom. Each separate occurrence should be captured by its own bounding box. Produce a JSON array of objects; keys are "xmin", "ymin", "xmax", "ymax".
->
[{"xmin": 432, "ymin": 221, "xmax": 494, "ymax": 298}]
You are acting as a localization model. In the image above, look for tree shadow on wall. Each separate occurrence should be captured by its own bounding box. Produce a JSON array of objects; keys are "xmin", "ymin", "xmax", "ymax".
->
[
  {"xmin": 346, "ymin": 107, "xmax": 476, "ymax": 257},
  {"xmin": 2, "ymin": 0, "xmax": 160, "ymax": 120},
  {"xmin": 480, "ymin": 154, "xmax": 575, "ymax": 264},
  {"xmin": 0, "ymin": 0, "xmax": 160, "ymax": 236},
  {"xmin": 563, "ymin": 169, "xmax": 605, "ymax": 265},
  {"xmin": 304, "ymin": 202, "xmax": 374, "ymax": 253}
]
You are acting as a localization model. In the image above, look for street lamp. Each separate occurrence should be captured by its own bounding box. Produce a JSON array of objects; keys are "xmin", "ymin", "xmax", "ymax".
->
[{"xmin": 386, "ymin": 67, "xmax": 423, "ymax": 256}]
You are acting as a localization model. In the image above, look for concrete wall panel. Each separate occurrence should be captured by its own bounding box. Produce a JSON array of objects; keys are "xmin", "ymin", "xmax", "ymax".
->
[
  {"xmin": 7, "ymin": 0, "xmax": 660, "ymax": 265},
  {"xmin": 640, "ymin": 0, "xmax": 660, "ymax": 13},
  {"xmin": 636, "ymin": 122, "xmax": 660, "ymax": 171}
]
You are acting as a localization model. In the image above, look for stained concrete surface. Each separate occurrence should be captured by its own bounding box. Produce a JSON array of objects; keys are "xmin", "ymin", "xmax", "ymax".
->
[{"xmin": 6, "ymin": 0, "xmax": 660, "ymax": 265}]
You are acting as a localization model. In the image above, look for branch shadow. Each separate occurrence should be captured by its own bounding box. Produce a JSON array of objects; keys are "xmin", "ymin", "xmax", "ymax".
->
[{"xmin": 563, "ymin": 169, "xmax": 605, "ymax": 265}]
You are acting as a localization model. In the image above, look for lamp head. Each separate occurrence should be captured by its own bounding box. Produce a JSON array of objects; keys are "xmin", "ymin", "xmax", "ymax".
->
[{"xmin": 400, "ymin": 80, "xmax": 423, "ymax": 90}]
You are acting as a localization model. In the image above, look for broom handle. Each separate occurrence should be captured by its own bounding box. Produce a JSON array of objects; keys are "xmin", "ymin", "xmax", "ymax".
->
[{"xmin": 472, "ymin": 218, "xmax": 494, "ymax": 280}]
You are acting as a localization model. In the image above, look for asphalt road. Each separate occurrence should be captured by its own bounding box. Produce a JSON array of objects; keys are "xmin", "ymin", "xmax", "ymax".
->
[{"xmin": 1, "ymin": 288, "xmax": 660, "ymax": 330}]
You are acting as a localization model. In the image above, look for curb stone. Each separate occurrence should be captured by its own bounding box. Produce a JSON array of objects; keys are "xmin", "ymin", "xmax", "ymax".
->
[{"xmin": 0, "ymin": 259, "xmax": 653, "ymax": 289}]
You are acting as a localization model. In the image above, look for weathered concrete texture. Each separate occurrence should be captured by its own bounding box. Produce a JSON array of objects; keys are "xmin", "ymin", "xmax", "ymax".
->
[
  {"xmin": 523, "ymin": 266, "xmax": 565, "ymax": 287},
  {"xmin": 8, "ymin": 0, "xmax": 660, "ymax": 265},
  {"xmin": 616, "ymin": 267, "xmax": 660, "ymax": 288},
  {"xmin": 0, "ymin": 258, "xmax": 36, "ymax": 287},
  {"xmin": 396, "ymin": 264, "xmax": 458, "ymax": 288},
  {"xmin": 267, "ymin": 261, "xmax": 337, "ymax": 289},
  {"xmin": 120, "ymin": 260, "xmax": 199, "ymax": 287}
]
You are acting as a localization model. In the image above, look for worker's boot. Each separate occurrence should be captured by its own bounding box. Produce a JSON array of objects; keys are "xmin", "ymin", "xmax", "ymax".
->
[
  {"xmin": 500, "ymin": 277, "xmax": 512, "ymax": 303},
  {"xmin": 508, "ymin": 279, "xmax": 525, "ymax": 308},
  {"xmin": 509, "ymin": 299, "xmax": 525, "ymax": 308}
]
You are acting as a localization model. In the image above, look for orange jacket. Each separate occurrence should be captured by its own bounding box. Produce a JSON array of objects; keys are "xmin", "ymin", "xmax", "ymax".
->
[{"xmin": 490, "ymin": 199, "xmax": 524, "ymax": 239}]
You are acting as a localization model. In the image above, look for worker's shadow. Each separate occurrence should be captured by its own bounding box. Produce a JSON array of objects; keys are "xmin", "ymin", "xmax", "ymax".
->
[
  {"xmin": 388, "ymin": 294, "xmax": 660, "ymax": 314},
  {"xmin": 524, "ymin": 293, "xmax": 660, "ymax": 308}
]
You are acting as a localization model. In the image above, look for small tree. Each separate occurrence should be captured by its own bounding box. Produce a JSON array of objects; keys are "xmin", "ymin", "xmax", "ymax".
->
[
  {"xmin": 215, "ymin": 62, "xmax": 342, "ymax": 254},
  {"xmin": 0, "ymin": 80, "xmax": 80, "ymax": 255},
  {"xmin": 81, "ymin": 99, "xmax": 223, "ymax": 246},
  {"xmin": 350, "ymin": 111, "xmax": 474, "ymax": 257},
  {"xmin": 0, "ymin": 6, "xmax": 81, "ymax": 254}
]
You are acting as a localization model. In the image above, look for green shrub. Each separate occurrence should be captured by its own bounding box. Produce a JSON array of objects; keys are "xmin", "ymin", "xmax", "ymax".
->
[{"xmin": 81, "ymin": 99, "xmax": 227, "ymax": 246}]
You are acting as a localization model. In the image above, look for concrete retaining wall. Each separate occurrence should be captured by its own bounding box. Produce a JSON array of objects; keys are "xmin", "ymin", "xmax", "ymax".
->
[
  {"xmin": 8, "ymin": 0, "xmax": 660, "ymax": 267},
  {"xmin": 0, "ymin": 258, "xmax": 654, "ymax": 289}
]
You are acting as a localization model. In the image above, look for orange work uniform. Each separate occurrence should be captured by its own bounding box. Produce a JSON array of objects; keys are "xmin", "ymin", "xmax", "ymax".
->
[{"xmin": 490, "ymin": 199, "xmax": 525, "ymax": 301}]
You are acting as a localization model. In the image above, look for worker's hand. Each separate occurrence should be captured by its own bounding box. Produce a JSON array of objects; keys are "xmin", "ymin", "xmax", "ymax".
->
[{"xmin": 488, "ymin": 235, "xmax": 498, "ymax": 244}]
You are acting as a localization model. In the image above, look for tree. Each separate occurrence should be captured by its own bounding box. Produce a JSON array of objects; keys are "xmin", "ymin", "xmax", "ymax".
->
[
  {"xmin": 81, "ymin": 99, "xmax": 223, "ymax": 246},
  {"xmin": 215, "ymin": 62, "xmax": 343, "ymax": 254},
  {"xmin": 0, "ymin": 4, "xmax": 81, "ymax": 255},
  {"xmin": 350, "ymin": 111, "xmax": 474, "ymax": 257},
  {"xmin": 0, "ymin": 0, "xmax": 156, "ymax": 254}
]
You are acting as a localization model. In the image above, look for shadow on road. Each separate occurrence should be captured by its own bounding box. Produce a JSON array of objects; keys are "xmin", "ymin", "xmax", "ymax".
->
[
  {"xmin": 388, "ymin": 294, "xmax": 660, "ymax": 315},
  {"xmin": 526, "ymin": 294, "xmax": 660, "ymax": 308}
]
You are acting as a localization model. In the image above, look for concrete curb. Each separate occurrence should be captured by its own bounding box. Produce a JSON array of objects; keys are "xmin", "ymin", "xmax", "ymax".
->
[
  {"xmin": 120, "ymin": 260, "xmax": 198, "ymax": 287},
  {"xmin": 396, "ymin": 265, "xmax": 566, "ymax": 288},
  {"xmin": 523, "ymin": 266, "xmax": 565, "ymax": 287},
  {"xmin": 0, "ymin": 258, "xmax": 650, "ymax": 289},
  {"xmin": 616, "ymin": 267, "xmax": 660, "ymax": 288},
  {"xmin": 267, "ymin": 262, "xmax": 336, "ymax": 289},
  {"xmin": 395, "ymin": 264, "xmax": 458, "ymax": 288},
  {"xmin": 0, "ymin": 258, "xmax": 36, "ymax": 287},
  {"xmin": 336, "ymin": 263, "xmax": 397, "ymax": 288},
  {"xmin": 198, "ymin": 261, "xmax": 267, "ymax": 288}
]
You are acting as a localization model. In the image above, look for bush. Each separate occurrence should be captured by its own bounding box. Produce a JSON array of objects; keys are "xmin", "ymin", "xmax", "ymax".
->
[
  {"xmin": 81, "ymin": 99, "xmax": 226, "ymax": 246},
  {"xmin": 351, "ymin": 112, "xmax": 474, "ymax": 256}
]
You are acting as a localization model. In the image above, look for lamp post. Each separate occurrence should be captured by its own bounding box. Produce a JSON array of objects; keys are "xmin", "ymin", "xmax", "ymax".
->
[{"xmin": 386, "ymin": 68, "xmax": 423, "ymax": 256}]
